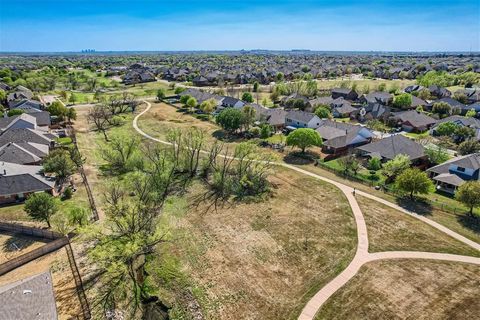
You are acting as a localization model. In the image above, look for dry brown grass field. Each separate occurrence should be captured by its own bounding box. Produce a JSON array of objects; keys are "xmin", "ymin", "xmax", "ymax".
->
[{"xmin": 315, "ymin": 259, "xmax": 480, "ymax": 320}]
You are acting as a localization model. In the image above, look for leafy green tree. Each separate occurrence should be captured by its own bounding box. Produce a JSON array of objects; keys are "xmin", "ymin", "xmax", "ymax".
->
[
  {"xmin": 241, "ymin": 92, "xmax": 254, "ymax": 103},
  {"xmin": 458, "ymin": 139, "xmax": 480, "ymax": 155},
  {"xmin": 432, "ymin": 102, "xmax": 451, "ymax": 117},
  {"xmin": 425, "ymin": 145, "xmax": 449, "ymax": 164},
  {"xmin": 100, "ymin": 133, "xmax": 142, "ymax": 174},
  {"xmin": 174, "ymin": 86, "xmax": 185, "ymax": 94},
  {"xmin": 68, "ymin": 207, "xmax": 90, "ymax": 226},
  {"xmin": 24, "ymin": 192, "xmax": 59, "ymax": 227},
  {"xmin": 367, "ymin": 157, "xmax": 382, "ymax": 171},
  {"xmin": 454, "ymin": 126, "xmax": 475, "ymax": 142},
  {"xmin": 186, "ymin": 97, "xmax": 197, "ymax": 113},
  {"xmin": 466, "ymin": 109, "xmax": 477, "ymax": 118},
  {"xmin": 395, "ymin": 168, "xmax": 433, "ymax": 200},
  {"xmin": 0, "ymin": 89, "xmax": 6, "ymax": 102},
  {"xmin": 43, "ymin": 149, "xmax": 76, "ymax": 183},
  {"xmin": 216, "ymin": 108, "xmax": 245, "ymax": 134},
  {"xmin": 455, "ymin": 181, "xmax": 480, "ymax": 216},
  {"xmin": 276, "ymin": 72, "xmax": 284, "ymax": 81},
  {"xmin": 69, "ymin": 93, "xmax": 77, "ymax": 104},
  {"xmin": 338, "ymin": 155, "xmax": 360, "ymax": 175},
  {"xmin": 435, "ymin": 121, "xmax": 458, "ymax": 136},
  {"xmin": 156, "ymin": 88, "xmax": 166, "ymax": 100},
  {"xmin": 393, "ymin": 93, "xmax": 412, "ymax": 109},
  {"xmin": 253, "ymin": 82, "xmax": 259, "ymax": 92},
  {"xmin": 260, "ymin": 124, "xmax": 272, "ymax": 139},
  {"xmin": 199, "ymin": 98, "xmax": 217, "ymax": 114},
  {"xmin": 383, "ymin": 154, "xmax": 411, "ymax": 181},
  {"xmin": 314, "ymin": 106, "xmax": 331, "ymax": 119},
  {"xmin": 286, "ymin": 128, "xmax": 322, "ymax": 153},
  {"xmin": 47, "ymin": 101, "xmax": 68, "ymax": 120},
  {"xmin": 66, "ymin": 107, "xmax": 77, "ymax": 123},
  {"xmin": 179, "ymin": 94, "xmax": 191, "ymax": 104}
]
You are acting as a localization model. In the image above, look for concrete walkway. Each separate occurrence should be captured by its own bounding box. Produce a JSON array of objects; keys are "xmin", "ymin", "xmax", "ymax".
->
[{"xmin": 133, "ymin": 101, "xmax": 480, "ymax": 320}]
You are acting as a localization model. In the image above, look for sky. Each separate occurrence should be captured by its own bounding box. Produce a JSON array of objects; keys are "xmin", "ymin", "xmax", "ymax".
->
[{"xmin": 0, "ymin": 0, "xmax": 479, "ymax": 52}]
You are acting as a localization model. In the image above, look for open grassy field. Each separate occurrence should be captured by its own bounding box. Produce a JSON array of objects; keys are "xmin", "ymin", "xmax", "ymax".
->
[
  {"xmin": 288, "ymin": 163, "xmax": 480, "ymax": 244},
  {"xmin": 357, "ymin": 196, "xmax": 480, "ymax": 257},
  {"xmin": 153, "ymin": 167, "xmax": 357, "ymax": 320},
  {"xmin": 316, "ymin": 259, "xmax": 480, "ymax": 320},
  {"xmin": 315, "ymin": 78, "xmax": 416, "ymax": 93}
]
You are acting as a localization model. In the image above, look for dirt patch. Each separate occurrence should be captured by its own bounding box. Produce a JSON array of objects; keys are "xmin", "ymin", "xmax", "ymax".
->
[
  {"xmin": 316, "ymin": 259, "xmax": 480, "ymax": 320},
  {"xmin": 0, "ymin": 233, "xmax": 50, "ymax": 263}
]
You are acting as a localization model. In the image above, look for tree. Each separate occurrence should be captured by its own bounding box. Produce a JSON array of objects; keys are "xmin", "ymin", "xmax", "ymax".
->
[
  {"xmin": 66, "ymin": 107, "xmax": 77, "ymax": 123},
  {"xmin": 432, "ymin": 102, "xmax": 451, "ymax": 118},
  {"xmin": 43, "ymin": 149, "xmax": 76, "ymax": 183},
  {"xmin": 199, "ymin": 98, "xmax": 217, "ymax": 114},
  {"xmin": 466, "ymin": 109, "xmax": 477, "ymax": 118},
  {"xmin": 242, "ymin": 105, "xmax": 256, "ymax": 131},
  {"xmin": 47, "ymin": 101, "xmax": 68, "ymax": 120},
  {"xmin": 87, "ymin": 105, "xmax": 111, "ymax": 141},
  {"xmin": 68, "ymin": 207, "xmax": 90, "ymax": 226},
  {"xmin": 367, "ymin": 157, "xmax": 382, "ymax": 171},
  {"xmin": 434, "ymin": 121, "xmax": 458, "ymax": 136},
  {"xmin": 314, "ymin": 106, "xmax": 331, "ymax": 119},
  {"xmin": 0, "ymin": 89, "xmax": 6, "ymax": 102},
  {"xmin": 241, "ymin": 92, "xmax": 254, "ymax": 103},
  {"xmin": 101, "ymin": 133, "xmax": 142, "ymax": 174},
  {"xmin": 455, "ymin": 181, "xmax": 480, "ymax": 216},
  {"xmin": 393, "ymin": 93, "xmax": 412, "ymax": 109},
  {"xmin": 69, "ymin": 93, "xmax": 77, "ymax": 105},
  {"xmin": 179, "ymin": 94, "xmax": 191, "ymax": 104},
  {"xmin": 458, "ymin": 139, "xmax": 480, "ymax": 155},
  {"xmin": 395, "ymin": 168, "xmax": 433, "ymax": 200},
  {"xmin": 24, "ymin": 192, "xmax": 59, "ymax": 227},
  {"xmin": 253, "ymin": 82, "xmax": 259, "ymax": 93},
  {"xmin": 383, "ymin": 154, "xmax": 411, "ymax": 181},
  {"xmin": 216, "ymin": 108, "xmax": 245, "ymax": 134},
  {"xmin": 260, "ymin": 124, "xmax": 272, "ymax": 139},
  {"xmin": 186, "ymin": 97, "xmax": 197, "ymax": 113},
  {"xmin": 338, "ymin": 155, "xmax": 360, "ymax": 175},
  {"xmin": 286, "ymin": 128, "xmax": 322, "ymax": 153},
  {"xmin": 156, "ymin": 88, "xmax": 166, "ymax": 100},
  {"xmin": 454, "ymin": 126, "xmax": 475, "ymax": 142},
  {"xmin": 425, "ymin": 145, "xmax": 449, "ymax": 164},
  {"xmin": 276, "ymin": 72, "xmax": 284, "ymax": 81}
]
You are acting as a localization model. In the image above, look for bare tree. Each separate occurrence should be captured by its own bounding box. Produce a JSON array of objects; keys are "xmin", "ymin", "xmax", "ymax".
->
[{"xmin": 87, "ymin": 105, "xmax": 111, "ymax": 141}]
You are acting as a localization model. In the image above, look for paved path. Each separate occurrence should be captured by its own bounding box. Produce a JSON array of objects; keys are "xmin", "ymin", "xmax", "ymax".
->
[{"xmin": 133, "ymin": 101, "xmax": 480, "ymax": 320}]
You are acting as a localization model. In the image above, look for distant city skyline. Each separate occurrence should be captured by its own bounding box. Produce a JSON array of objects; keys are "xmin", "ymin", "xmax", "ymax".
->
[{"xmin": 0, "ymin": 0, "xmax": 479, "ymax": 52}]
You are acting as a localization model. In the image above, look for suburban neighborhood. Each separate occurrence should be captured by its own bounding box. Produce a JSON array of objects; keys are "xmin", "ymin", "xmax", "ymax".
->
[{"xmin": 0, "ymin": 1, "xmax": 479, "ymax": 320}]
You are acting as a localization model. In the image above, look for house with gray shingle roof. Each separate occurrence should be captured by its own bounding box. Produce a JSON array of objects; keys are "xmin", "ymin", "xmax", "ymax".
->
[
  {"xmin": 391, "ymin": 110, "xmax": 437, "ymax": 132},
  {"xmin": 316, "ymin": 120, "xmax": 373, "ymax": 156},
  {"xmin": 356, "ymin": 134, "xmax": 427, "ymax": 165},
  {"xmin": 285, "ymin": 110, "xmax": 321, "ymax": 129},
  {"xmin": 0, "ymin": 271, "xmax": 58, "ymax": 320},
  {"xmin": 427, "ymin": 153, "xmax": 480, "ymax": 194}
]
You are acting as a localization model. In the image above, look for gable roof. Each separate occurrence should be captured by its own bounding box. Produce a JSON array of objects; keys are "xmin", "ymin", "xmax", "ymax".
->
[
  {"xmin": 427, "ymin": 153, "xmax": 480, "ymax": 175},
  {"xmin": 0, "ymin": 113, "xmax": 37, "ymax": 132},
  {"xmin": 392, "ymin": 110, "xmax": 437, "ymax": 128},
  {"xmin": 0, "ymin": 162, "xmax": 55, "ymax": 196},
  {"xmin": 0, "ymin": 128, "xmax": 53, "ymax": 146},
  {"xmin": 356, "ymin": 134, "xmax": 425, "ymax": 161},
  {"xmin": 0, "ymin": 142, "xmax": 42, "ymax": 164},
  {"xmin": 286, "ymin": 110, "xmax": 318, "ymax": 124},
  {"xmin": 317, "ymin": 120, "xmax": 372, "ymax": 148},
  {"xmin": 0, "ymin": 272, "xmax": 58, "ymax": 320},
  {"xmin": 433, "ymin": 115, "xmax": 480, "ymax": 129}
]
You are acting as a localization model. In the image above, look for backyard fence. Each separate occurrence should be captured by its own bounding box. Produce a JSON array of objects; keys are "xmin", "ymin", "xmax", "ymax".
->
[{"xmin": 69, "ymin": 127, "xmax": 99, "ymax": 222}]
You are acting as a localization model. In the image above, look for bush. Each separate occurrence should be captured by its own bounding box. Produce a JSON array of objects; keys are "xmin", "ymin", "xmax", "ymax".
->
[
  {"xmin": 111, "ymin": 115, "xmax": 125, "ymax": 126},
  {"xmin": 63, "ymin": 187, "xmax": 73, "ymax": 200}
]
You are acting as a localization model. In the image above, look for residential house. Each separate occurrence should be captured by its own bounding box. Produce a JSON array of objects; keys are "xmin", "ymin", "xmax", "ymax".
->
[
  {"xmin": 0, "ymin": 162, "xmax": 56, "ymax": 204},
  {"xmin": 0, "ymin": 113, "xmax": 38, "ymax": 132},
  {"xmin": 428, "ymin": 97, "xmax": 464, "ymax": 112},
  {"xmin": 10, "ymin": 99, "xmax": 43, "ymax": 110},
  {"xmin": 410, "ymin": 95, "xmax": 428, "ymax": 109},
  {"xmin": 7, "ymin": 85, "xmax": 33, "ymax": 104},
  {"xmin": 391, "ymin": 110, "xmax": 437, "ymax": 132},
  {"xmin": 316, "ymin": 120, "xmax": 373, "ymax": 156},
  {"xmin": 309, "ymin": 96, "xmax": 334, "ymax": 109},
  {"xmin": 460, "ymin": 102, "xmax": 480, "ymax": 116},
  {"xmin": 0, "ymin": 142, "xmax": 44, "ymax": 165},
  {"xmin": 192, "ymin": 75, "xmax": 211, "ymax": 87},
  {"xmin": 356, "ymin": 134, "xmax": 427, "ymax": 165},
  {"xmin": 220, "ymin": 96, "xmax": 245, "ymax": 109},
  {"xmin": 285, "ymin": 110, "xmax": 321, "ymax": 129},
  {"xmin": 356, "ymin": 103, "xmax": 391, "ymax": 122},
  {"xmin": 331, "ymin": 88, "xmax": 358, "ymax": 101},
  {"xmin": 404, "ymin": 85, "xmax": 424, "ymax": 93},
  {"xmin": 360, "ymin": 92, "xmax": 393, "ymax": 105},
  {"xmin": 247, "ymin": 104, "xmax": 287, "ymax": 130},
  {"xmin": 0, "ymin": 128, "xmax": 56, "ymax": 148},
  {"xmin": 0, "ymin": 272, "xmax": 58, "ymax": 319},
  {"xmin": 431, "ymin": 115, "xmax": 480, "ymax": 141},
  {"xmin": 427, "ymin": 153, "xmax": 480, "ymax": 194},
  {"xmin": 428, "ymin": 85, "xmax": 452, "ymax": 98},
  {"xmin": 331, "ymin": 98, "xmax": 357, "ymax": 118},
  {"xmin": 281, "ymin": 93, "xmax": 311, "ymax": 108}
]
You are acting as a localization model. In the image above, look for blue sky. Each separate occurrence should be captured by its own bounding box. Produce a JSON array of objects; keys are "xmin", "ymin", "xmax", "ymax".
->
[{"xmin": 0, "ymin": 0, "xmax": 479, "ymax": 52}]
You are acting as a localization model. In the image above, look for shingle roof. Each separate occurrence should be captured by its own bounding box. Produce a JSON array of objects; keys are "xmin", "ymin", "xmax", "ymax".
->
[
  {"xmin": 0, "ymin": 272, "xmax": 58, "ymax": 320},
  {"xmin": 393, "ymin": 110, "xmax": 436, "ymax": 128},
  {"xmin": 286, "ymin": 110, "xmax": 318, "ymax": 124},
  {"xmin": 356, "ymin": 134, "xmax": 425, "ymax": 161},
  {"xmin": 317, "ymin": 120, "xmax": 371, "ymax": 149},
  {"xmin": 433, "ymin": 115, "xmax": 480, "ymax": 129},
  {"xmin": 0, "ymin": 128, "xmax": 53, "ymax": 146},
  {"xmin": 0, "ymin": 142, "xmax": 41, "ymax": 164},
  {"xmin": 427, "ymin": 153, "xmax": 480, "ymax": 175}
]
